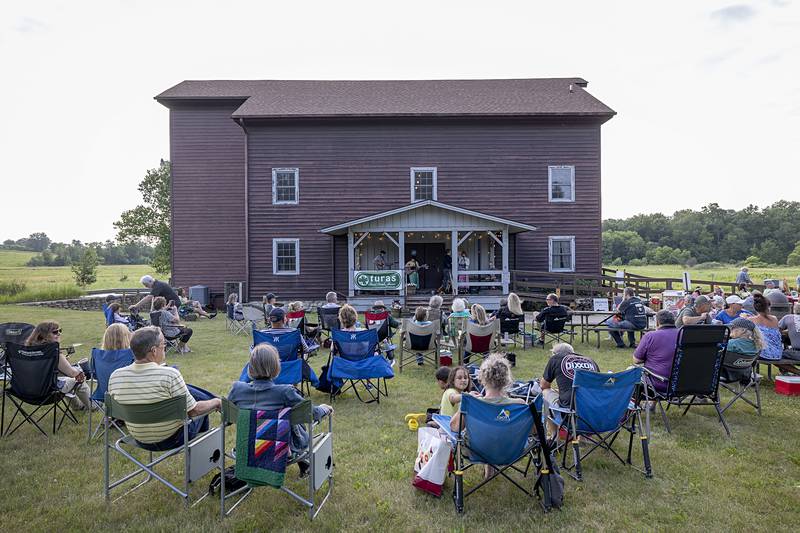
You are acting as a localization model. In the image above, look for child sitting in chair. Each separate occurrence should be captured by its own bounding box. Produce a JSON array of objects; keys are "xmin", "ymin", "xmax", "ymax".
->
[{"xmin": 440, "ymin": 366, "xmax": 474, "ymax": 418}]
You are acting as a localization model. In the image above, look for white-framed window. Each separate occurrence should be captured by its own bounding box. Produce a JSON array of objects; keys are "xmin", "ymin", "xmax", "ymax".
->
[
  {"xmin": 410, "ymin": 167, "xmax": 437, "ymax": 202},
  {"xmin": 549, "ymin": 236, "xmax": 575, "ymax": 272},
  {"xmin": 273, "ymin": 238, "xmax": 300, "ymax": 275},
  {"xmin": 548, "ymin": 165, "xmax": 575, "ymax": 202},
  {"xmin": 272, "ymin": 168, "xmax": 299, "ymax": 204}
]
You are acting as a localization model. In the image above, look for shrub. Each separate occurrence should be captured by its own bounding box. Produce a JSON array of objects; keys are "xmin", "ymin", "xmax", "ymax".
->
[
  {"xmin": 685, "ymin": 257, "xmax": 698, "ymax": 268},
  {"xmin": 628, "ymin": 258, "xmax": 646, "ymax": 266},
  {"xmin": 787, "ymin": 242, "xmax": 800, "ymax": 266},
  {"xmin": 0, "ymin": 284, "xmax": 82, "ymax": 304},
  {"xmin": 743, "ymin": 255, "xmax": 767, "ymax": 267},
  {"xmin": 0, "ymin": 279, "xmax": 27, "ymax": 296}
]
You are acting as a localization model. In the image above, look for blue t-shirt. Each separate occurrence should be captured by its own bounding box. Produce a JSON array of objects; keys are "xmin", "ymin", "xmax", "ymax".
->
[{"xmin": 715, "ymin": 309, "xmax": 750, "ymax": 324}]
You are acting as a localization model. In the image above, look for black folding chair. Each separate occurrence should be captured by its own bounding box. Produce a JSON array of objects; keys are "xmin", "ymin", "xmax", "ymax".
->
[
  {"xmin": 1, "ymin": 322, "xmax": 35, "ymax": 391},
  {"xmin": 719, "ymin": 350, "xmax": 761, "ymax": 415},
  {"xmin": 642, "ymin": 325, "xmax": 731, "ymax": 437},
  {"xmin": 538, "ymin": 313, "xmax": 575, "ymax": 348},
  {"xmin": 499, "ymin": 315, "xmax": 525, "ymax": 346},
  {"xmin": 317, "ymin": 307, "xmax": 341, "ymax": 346},
  {"xmin": 1, "ymin": 342, "xmax": 79, "ymax": 437}
]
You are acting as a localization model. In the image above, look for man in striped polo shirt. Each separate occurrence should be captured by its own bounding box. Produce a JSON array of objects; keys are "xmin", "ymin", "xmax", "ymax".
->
[{"xmin": 108, "ymin": 326, "xmax": 220, "ymax": 451}]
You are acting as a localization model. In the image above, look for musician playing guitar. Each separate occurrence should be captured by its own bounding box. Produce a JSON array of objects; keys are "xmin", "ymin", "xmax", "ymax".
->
[{"xmin": 404, "ymin": 253, "xmax": 429, "ymax": 289}]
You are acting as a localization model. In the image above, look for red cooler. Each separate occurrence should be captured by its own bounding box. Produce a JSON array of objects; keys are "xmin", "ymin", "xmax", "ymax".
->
[{"xmin": 775, "ymin": 375, "xmax": 800, "ymax": 396}]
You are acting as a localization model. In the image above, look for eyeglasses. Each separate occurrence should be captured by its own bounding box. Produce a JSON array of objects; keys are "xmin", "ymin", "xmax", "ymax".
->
[{"xmin": 52, "ymin": 329, "xmax": 63, "ymax": 335}]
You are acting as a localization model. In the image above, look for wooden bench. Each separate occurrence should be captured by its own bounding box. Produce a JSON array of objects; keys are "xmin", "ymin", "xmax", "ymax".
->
[{"xmin": 755, "ymin": 358, "xmax": 800, "ymax": 380}]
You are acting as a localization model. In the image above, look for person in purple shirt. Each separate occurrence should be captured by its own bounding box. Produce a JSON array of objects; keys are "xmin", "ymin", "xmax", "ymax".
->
[
  {"xmin": 714, "ymin": 295, "xmax": 751, "ymax": 325},
  {"xmin": 633, "ymin": 310, "xmax": 679, "ymax": 393}
]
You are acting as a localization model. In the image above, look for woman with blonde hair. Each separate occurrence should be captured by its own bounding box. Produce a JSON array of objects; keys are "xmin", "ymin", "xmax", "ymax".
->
[
  {"xmin": 102, "ymin": 323, "xmax": 131, "ymax": 350},
  {"xmin": 470, "ymin": 304, "xmax": 489, "ymax": 326},
  {"xmin": 338, "ymin": 304, "xmax": 362, "ymax": 331},
  {"xmin": 496, "ymin": 293, "xmax": 524, "ymax": 320}
]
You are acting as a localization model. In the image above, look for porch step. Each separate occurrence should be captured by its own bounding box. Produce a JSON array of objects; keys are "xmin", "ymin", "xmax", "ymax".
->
[{"xmin": 402, "ymin": 293, "xmax": 454, "ymax": 316}]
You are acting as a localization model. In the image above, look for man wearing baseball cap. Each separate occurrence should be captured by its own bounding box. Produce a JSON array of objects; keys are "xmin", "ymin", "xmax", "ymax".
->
[
  {"xmin": 263, "ymin": 307, "xmax": 310, "ymax": 352},
  {"xmin": 714, "ymin": 295, "xmax": 751, "ymax": 325}
]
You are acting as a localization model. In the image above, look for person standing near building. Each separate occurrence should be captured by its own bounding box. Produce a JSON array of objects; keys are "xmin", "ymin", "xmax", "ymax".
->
[
  {"xmin": 373, "ymin": 250, "xmax": 387, "ymax": 270},
  {"xmin": 441, "ymin": 250, "xmax": 452, "ymax": 293}
]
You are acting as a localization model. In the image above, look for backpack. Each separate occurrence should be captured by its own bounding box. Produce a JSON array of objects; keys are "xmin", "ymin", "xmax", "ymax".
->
[
  {"xmin": 208, "ymin": 465, "xmax": 247, "ymax": 495},
  {"xmin": 315, "ymin": 364, "xmax": 343, "ymax": 394}
]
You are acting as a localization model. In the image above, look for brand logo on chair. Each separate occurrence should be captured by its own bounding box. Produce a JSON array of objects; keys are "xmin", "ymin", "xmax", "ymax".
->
[
  {"xmin": 350, "ymin": 334, "xmax": 357, "ymax": 340},
  {"xmin": 604, "ymin": 377, "xmax": 617, "ymax": 386},
  {"xmin": 353, "ymin": 270, "xmax": 402, "ymax": 291},
  {"xmin": 495, "ymin": 409, "xmax": 511, "ymax": 422}
]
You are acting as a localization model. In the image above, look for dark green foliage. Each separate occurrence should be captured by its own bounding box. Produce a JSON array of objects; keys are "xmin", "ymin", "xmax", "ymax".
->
[
  {"xmin": 603, "ymin": 201, "xmax": 800, "ymax": 264},
  {"xmin": 114, "ymin": 160, "xmax": 172, "ymax": 275},
  {"xmin": 26, "ymin": 240, "xmax": 153, "ymax": 267}
]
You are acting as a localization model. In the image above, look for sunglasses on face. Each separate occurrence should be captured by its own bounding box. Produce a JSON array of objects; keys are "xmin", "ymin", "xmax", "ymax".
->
[{"xmin": 52, "ymin": 329, "xmax": 62, "ymax": 335}]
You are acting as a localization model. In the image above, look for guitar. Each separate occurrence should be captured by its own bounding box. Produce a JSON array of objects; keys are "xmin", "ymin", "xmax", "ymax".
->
[{"xmin": 404, "ymin": 263, "xmax": 429, "ymax": 274}]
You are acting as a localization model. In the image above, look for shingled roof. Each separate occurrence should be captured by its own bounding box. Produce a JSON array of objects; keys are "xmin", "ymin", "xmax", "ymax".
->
[{"xmin": 155, "ymin": 78, "xmax": 615, "ymax": 119}]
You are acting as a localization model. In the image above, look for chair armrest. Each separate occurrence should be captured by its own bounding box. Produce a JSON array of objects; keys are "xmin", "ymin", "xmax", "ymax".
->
[
  {"xmin": 547, "ymin": 404, "xmax": 574, "ymax": 414},
  {"xmin": 642, "ymin": 367, "xmax": 667, "ymax": 382}
]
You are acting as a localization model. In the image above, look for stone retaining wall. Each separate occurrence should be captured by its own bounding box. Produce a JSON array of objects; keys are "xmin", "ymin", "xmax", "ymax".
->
[{"xmin": 19, "ymin": 294, "xmax": 142, "ymax": 312}]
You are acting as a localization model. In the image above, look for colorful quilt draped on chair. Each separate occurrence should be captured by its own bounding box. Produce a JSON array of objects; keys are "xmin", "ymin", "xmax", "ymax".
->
[{"xmin": 235, "ymin": 407, "xmax": 292, "ymax": 488}]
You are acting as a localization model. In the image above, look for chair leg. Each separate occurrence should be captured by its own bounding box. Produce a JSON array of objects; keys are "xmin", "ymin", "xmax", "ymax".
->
[
  {"xmin": 714, "ymin": 401, "xmax": 731, "ymax": 437},
  {"xmin": 755, "ymin": 378, "xmax": 762, "ymax": 416}
]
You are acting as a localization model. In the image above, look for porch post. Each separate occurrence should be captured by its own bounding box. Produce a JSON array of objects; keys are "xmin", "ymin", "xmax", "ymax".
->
[
  {"xmin": 398, "ymin": 231, "xmax": 405, "ymax": 297},
  {"xmin": 347, "ymin": 230, "xmax": 354, "ymax": 297},
  {"xmin": 502, "ymin": 227, "xmax": 509, "ymax": 294},
  {"xmin": 451, "ymin": 230, "xmax": 458, "ymax": 295}
]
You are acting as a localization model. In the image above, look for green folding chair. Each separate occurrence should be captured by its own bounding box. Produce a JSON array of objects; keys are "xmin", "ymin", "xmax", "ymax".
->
[
  {"xmin": 103, "ymin": 394, "xmax": 222, "ymax": 507},
  {"xmin": 218, "ymin": 397, "xmax": 334, "ymax": 520}
]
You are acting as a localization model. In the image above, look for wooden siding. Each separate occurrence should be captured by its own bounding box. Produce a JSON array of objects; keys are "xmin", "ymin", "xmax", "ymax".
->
[
  {"xmin": 245, "ymin": 118, "xmax": 602, "ymax": 299},
  {"xmin": 170, "ymin": 102, "xmax": 247, "ymax": 294}
]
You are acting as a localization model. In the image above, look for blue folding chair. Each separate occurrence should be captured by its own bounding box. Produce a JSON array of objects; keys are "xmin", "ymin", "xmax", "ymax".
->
[
  {"xmin": 240, "ymin": 329, "xmax": 319, "ymax": 395},
  {"xmin": 549, "ymin": 367, "xmax": 652, "ymax": 481},
  {"xmin": 432, "ymin": 394, "xmax": 559, "ymax": 514},
  {"xmin": 327, "ymin": 329, "xmax": 393, "ymax": 404},
  {"xmin": 102, "ymin": 304, "xmax": 115, "ymax": 327},
  {"xmin": 88, "ymin": 348, "xmax": 135, "ymax": 440}
]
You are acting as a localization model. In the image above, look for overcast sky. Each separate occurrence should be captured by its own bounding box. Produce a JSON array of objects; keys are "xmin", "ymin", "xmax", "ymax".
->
[{"xmin": 1, "ymin": 0, "xmax": 798, "ymax": 243}]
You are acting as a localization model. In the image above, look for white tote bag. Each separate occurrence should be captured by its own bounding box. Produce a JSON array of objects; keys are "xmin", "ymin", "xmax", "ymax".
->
[{"xmin": 412, "ymin": 427, "xmax": 451, "ymax": 497}]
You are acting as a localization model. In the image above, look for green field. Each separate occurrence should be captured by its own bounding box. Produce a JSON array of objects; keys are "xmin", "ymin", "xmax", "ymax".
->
[
  {"xmin": 0, "ymin": 250, "xmax": 155, "ymax": 304},
  {"xmin": 605, "ymin": 264, "xmax": 800, "ymax": 289},
  {"xmin": 0, "ymin": 305, "xmax": 798, "ymax": 531}
]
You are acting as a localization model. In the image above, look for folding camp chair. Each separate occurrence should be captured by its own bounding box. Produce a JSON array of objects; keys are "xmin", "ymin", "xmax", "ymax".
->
[
  {"xmin": 1, "ymin": 342, "xmax": 79, "ymax": 437},
  {"xmin": 399, "ymin": 319, "xmax": 439, "ymax": 371},
  {"xmin": 242, "ymin": 304, "xmax": 266, "ymax": 331},
  {"xmin": 365, "ymin": 310, "xmax": 396, "ymax": 358},
  {"xmin": 537, "ymin": 313, "xmax": 575, "ymax": 348},
  {"xmin": 87, "ymin": 348, "xmax": 135, "ymax": 440},
  {"xmin": 218, "ymin": 398, "xmax": 334, "ymax": 520},
  {"xmin": 463, "ymin": 321, "xmax": 499, "ymax": 364},
  {"xmin": 242, "ymin": 329, "xmax": 319, "ymax": 395},
  {"xmin": 226, "ymin": 303, "xmax": 248, "ymax": 335},
  {"xmin": 327, "ymin": 329, "xmax": 393, "ymax": 404},
  {"xmin": 317, "ymin": 307, "xmax": 341, "ymax": 345},
  {"xmin": 718, "ymin": 349, "xmax": 761, "ymax": 415},
  {"xmin": 432, "ymin": 394, "xmax": 559, "ymax": 514},
  {"xmin": 0, "ymin": 322, "xmax": 35, "ymax": 387},
  {"xmin": 548, "ymin": 367, "xmax": 652, "ymax": 481},
  {"xmin": 642, "ymin": 325, "xmax": 731, "ymax": 437},
  {"xmin": 103, "ymin": 394, "xmax": 222, "ymax": 507},
  {"xmin": 149, "ymin": 311, "xmax": 181, "ymax": 355},
  {"xmin": 499, "ymin": 315, "xmax": 525, "ymax": 347},
  {"xmin": 287, "ymin": 310, "xmax": 320, "ymax": 355}
]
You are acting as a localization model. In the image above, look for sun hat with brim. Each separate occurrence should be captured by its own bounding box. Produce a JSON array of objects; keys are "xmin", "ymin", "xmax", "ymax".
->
[
  {"xmin": 729, "ymin": 318, "xmax": 755, "ymax": 331},
  {"xmin": 726, "ymin": 295, "xmax": 744, "ymax": 305}
]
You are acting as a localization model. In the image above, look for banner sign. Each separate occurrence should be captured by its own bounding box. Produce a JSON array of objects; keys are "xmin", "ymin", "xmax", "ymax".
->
[{"xmin": 353, "ymin": 270, "xmax": 403, "ymax": 291}]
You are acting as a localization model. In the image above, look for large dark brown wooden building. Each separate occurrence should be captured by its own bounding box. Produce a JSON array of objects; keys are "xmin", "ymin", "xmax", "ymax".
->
[{"xmin": 155, "ymin": 79, "xmax": 615, "ymax": 307}]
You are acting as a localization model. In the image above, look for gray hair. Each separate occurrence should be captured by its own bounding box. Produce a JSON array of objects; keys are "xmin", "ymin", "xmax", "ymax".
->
[
  {"xmin": 546, "ymin": 293, "xmax": 559, "ymax": 303},
  {"xmin": 130, "ymin": 326, "xmax": 162, "ymax": 361},
  {"xmin": 248, "ymin": 344, "xmax": 281, "ymax": 380},
  {"xmin": 140, "ymin": 275, "xmax": 155, "ymax": 286},
  {"xmin": 478, "ymin": 353, "xmax": 513, "ymax": 391},
  {"xmin": 551, "ymin": 342, "xmax": 573, "ymax": 358},
  {"xmin": 656, "ymin": 310, "xmax": 675, "ymax": 326},
  {"xmin": 325, "ymin": 291, "xmax": 338, "ymax": 304},
  {"xmin": 452, "ymin": 298, "xmax": 466, "ymax": 313},
  {"xmin": 623, "ymin": 287, "xmax": 635, "ymax": 298},
  {"xmin": 428, "ymin": 295, "xmax": 443, "ymax": 309},
  {"xmin": 794, "ymin": 302, "xmax": 800, "ymax": 315},
  {"xmin": 694, "ymin": 295, "xmax": 710, "ymax": 307}
]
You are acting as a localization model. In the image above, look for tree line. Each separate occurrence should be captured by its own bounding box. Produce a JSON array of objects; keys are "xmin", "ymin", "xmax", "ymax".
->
[
  {"xmin": 603, "ymin": 201, "xmax": 800, "ymax": 266},
  {"xmin": 1, "ymin": 236, "xmax": 154, "ymax": 267}
]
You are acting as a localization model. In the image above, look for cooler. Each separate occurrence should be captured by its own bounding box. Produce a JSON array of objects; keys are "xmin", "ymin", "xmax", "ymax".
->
[{"xmin": 775, "ymin": 375, "xmax": 800, "ymax": 396}]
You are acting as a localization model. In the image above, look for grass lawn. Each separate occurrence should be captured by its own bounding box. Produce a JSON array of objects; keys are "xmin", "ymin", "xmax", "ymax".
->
[
  {"xmin": 608, "ymin": 264, "xmax": 800, "ymax": 289},
  {"xmin": 1, "ymin": 305, "xmax": 798, "ymax": 531}
]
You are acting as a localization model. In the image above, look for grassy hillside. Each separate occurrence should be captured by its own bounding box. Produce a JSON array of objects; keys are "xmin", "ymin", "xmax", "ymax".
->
[{"xmin": 0, "ymin": 249, "xmax": 156, "ymax": 303}]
